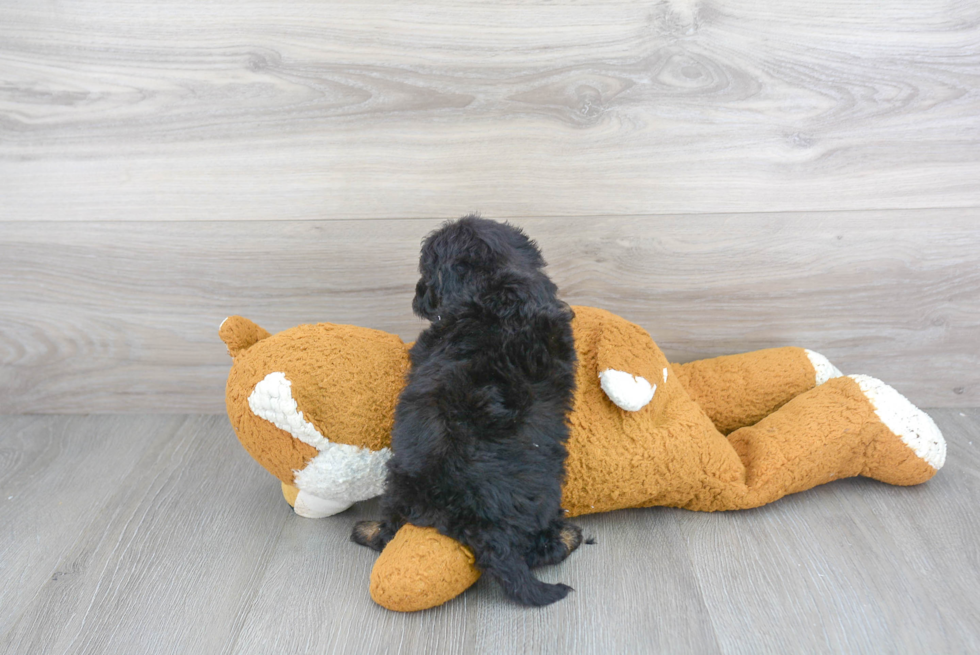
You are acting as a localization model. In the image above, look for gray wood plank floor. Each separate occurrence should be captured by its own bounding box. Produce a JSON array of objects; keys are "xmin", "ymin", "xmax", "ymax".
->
[{"xmin": 1, "ymin": 411, "xmax": 978, "ymax": 654}]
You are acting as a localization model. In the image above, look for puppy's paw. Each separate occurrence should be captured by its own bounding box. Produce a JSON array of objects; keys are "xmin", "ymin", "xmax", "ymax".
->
[
  {"xmin": 351, "ymin": 520, "xmax": 389, "ymax": 552},
  {"xmin": 560, "ymin": 523, "xmax": 583, "ymax": 555},
  {"xmin": 527, "ymin": 522, "xmax": 584, "ymax": 568}
]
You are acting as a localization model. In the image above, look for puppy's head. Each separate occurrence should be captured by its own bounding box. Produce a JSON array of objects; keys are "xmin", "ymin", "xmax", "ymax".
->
[{"xmin": 413, "ymin": 215, "xmax": 548, "ymax": 321}]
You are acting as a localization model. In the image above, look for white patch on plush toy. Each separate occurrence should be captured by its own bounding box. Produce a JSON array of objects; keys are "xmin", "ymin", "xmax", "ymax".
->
[
  {"xmin": 292, "ymin": 447, "xmax": 390, "ymax": 509},
  {"xmin": 663, "ymin": 367, "xmax": 668, "ymax": 383},
  {"xmin": 805, "ymin": 349, "xmax": 843, "ymax": 385},
  {"xmin": 849, "ymin": 374, "xmax": 946, "ymax": 471},
  {"xmin": 599, "ymin": 369, "xmax": 656, "ymax": 411},
  {"xmin": 248, "ymin": 372, "xmax": 391, "ymax": 516},
  {"xmin": 293, "ymin": 490, "xmax": 354, "ymax": 519},
  {"xmin": 249, "ymin": 372, "xmax": 332, "ymax": 450}
]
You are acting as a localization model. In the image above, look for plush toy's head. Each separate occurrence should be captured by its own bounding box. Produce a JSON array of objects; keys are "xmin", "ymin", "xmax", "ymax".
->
[{"xmin": 220, "ymin": 316, "xmax": 410, "ymax": 516}]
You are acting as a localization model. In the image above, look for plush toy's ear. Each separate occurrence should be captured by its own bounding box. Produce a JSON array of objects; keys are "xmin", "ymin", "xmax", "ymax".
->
[{"xmin": 219, "ymin": 316, "xmax": 271, "ymax": 357}]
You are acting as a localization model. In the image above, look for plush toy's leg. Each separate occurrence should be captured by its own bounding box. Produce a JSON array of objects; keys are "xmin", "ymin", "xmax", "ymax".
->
[
  {"xmin": 369, "ymin": 525, "xmax": 483, "ymax": 612},
  {"xmin": 365, "ymin": 519, "xmax": 583, "ymax": 612},
  {"xmin": 672, "ymin": 348, "xmax": 842, "ymax": 435},
  {"xmin": 723, "ymin": 374, "xmax": 944, "ymax": 510}
]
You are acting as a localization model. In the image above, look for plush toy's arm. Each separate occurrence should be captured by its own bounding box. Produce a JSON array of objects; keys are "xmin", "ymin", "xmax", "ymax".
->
[
  {"xmin": 671, "ymin": 348, "xmax": 842, "ymax": 435},
  {"xmin": 592, "ymin": 314, "xmax": 670, "ymax": 412}
]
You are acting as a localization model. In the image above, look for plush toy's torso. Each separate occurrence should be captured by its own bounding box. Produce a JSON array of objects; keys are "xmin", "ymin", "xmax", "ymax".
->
[
  {"xmin": 561, "ymin": 307, "xmax": 744, "ymax": 515},
  {"xmin": 224, "ymin": 306, "xmax": 754, "ymax": 516},
  {"xmin": 223, "ymin": 305, "xmax": 942, "ymax": 519}
]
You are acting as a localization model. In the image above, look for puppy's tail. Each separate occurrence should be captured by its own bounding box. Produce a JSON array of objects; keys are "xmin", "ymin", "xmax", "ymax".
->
[{"xmin": 484, "ymin": 553, "xmax": 572, "ymax": 607}]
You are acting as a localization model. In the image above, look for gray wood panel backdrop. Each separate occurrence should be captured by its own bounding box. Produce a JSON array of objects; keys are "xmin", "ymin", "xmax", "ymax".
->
[{"xmin": 1, "ymin": 0, "xmax": 978, "ymax": 413}]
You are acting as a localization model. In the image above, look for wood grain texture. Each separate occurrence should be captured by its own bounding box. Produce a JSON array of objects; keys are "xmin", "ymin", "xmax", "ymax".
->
[
  {"xmin": 233, "ymin": 504, "xmax": 721, "ymax": 654},
  {"xmin": 679, "ymin": 409, "xmax": 980, "ymax": 654},
  {"xmin": 1, "ymin": 1, "xmax": 978, "ymax": 221},
  {"xmin": 0, "ymin": 411, "xmax": 977, "ymax": 653},
  {"xmin": 1, "ymin": 211, "xmax": 977, "ymax": 413},
  {"xmin": 0, "ymin": 415, "xmax": 290, "ymax": 655},
  {"xmin": 0, "ymin": 415, "xmax": 185, "ymax": 635}
]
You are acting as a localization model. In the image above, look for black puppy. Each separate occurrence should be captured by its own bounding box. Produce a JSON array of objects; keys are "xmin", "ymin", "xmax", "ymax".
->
[{"xmin": 351, "ymin": 216, "xmax": 582, "ymax": 606}]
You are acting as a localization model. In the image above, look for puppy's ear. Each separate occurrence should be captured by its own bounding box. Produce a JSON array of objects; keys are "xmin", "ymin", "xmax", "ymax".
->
[
  {"xmin": 496, "ymin": 221, "xmax": 547, "ymax": 272},
  {"xmin": 429, "ymin": 266, "xmax": 473, "ymax": 315},
  {"xmin": 413, "ymin": 278, "xmax": 441, "ymax": 320}
]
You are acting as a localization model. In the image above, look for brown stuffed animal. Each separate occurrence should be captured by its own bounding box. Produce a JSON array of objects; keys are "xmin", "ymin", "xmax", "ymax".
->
[{"xmin": 220, "ymin": 306, "xmax": 945, "ymax": 612}]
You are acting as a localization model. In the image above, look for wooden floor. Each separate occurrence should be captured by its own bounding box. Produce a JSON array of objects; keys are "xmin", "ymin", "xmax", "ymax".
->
[{"xmin": 1, "ymin": 410, "xmax": 978, "ymax": 654}]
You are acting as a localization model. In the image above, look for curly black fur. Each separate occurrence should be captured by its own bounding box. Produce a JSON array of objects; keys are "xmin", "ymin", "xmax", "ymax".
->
[{"xmin": 351, "ymin": 216, "xmax": 582, "ymax": 606}]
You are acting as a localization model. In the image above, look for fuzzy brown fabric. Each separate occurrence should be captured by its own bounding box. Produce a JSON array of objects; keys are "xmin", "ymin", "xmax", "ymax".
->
[
  {"xmin": 219, "ymin": 316, "xmax": 270, "ymax": 358},
  {"xmin": 369, "ymin": 525, "xmax": 482, "ymax": 613},
  {"xmin": 673, "ymin": 347, "xmax": 816, "ymax": 435},
  {"xmin": 222, "ymin": 317, "xmax": 410, "ymax": 482}
]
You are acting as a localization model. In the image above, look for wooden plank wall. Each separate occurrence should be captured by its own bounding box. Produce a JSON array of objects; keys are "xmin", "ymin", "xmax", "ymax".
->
[{"xmin": 1, "ymin": 1, "xmax": 978, "ymax": 412}]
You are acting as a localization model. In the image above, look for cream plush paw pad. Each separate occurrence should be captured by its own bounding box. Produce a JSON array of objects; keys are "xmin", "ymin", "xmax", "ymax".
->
[
  {"xmin": 599, "ymin": 369, "xmax": 656, "ymax": 411},
  {"xmin": 849, "ymin": 374, "xmax": 946, "ymax": 471}
]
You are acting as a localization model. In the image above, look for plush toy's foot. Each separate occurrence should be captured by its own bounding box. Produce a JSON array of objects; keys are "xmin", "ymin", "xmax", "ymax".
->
[
  {"xmin": 294, "ymin": 492, "xmax": 352, "ymax": 518},
  {"xmin": 851, "ymin": 374, "xmax": 946, "ymax": 485},
  {"xmin": 282, "ymin": 473, "xmax": 357, "ymax": 517},
  {"xmin": 281, "ymin": 481, "xmax": 300, "ymax": 508}
]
